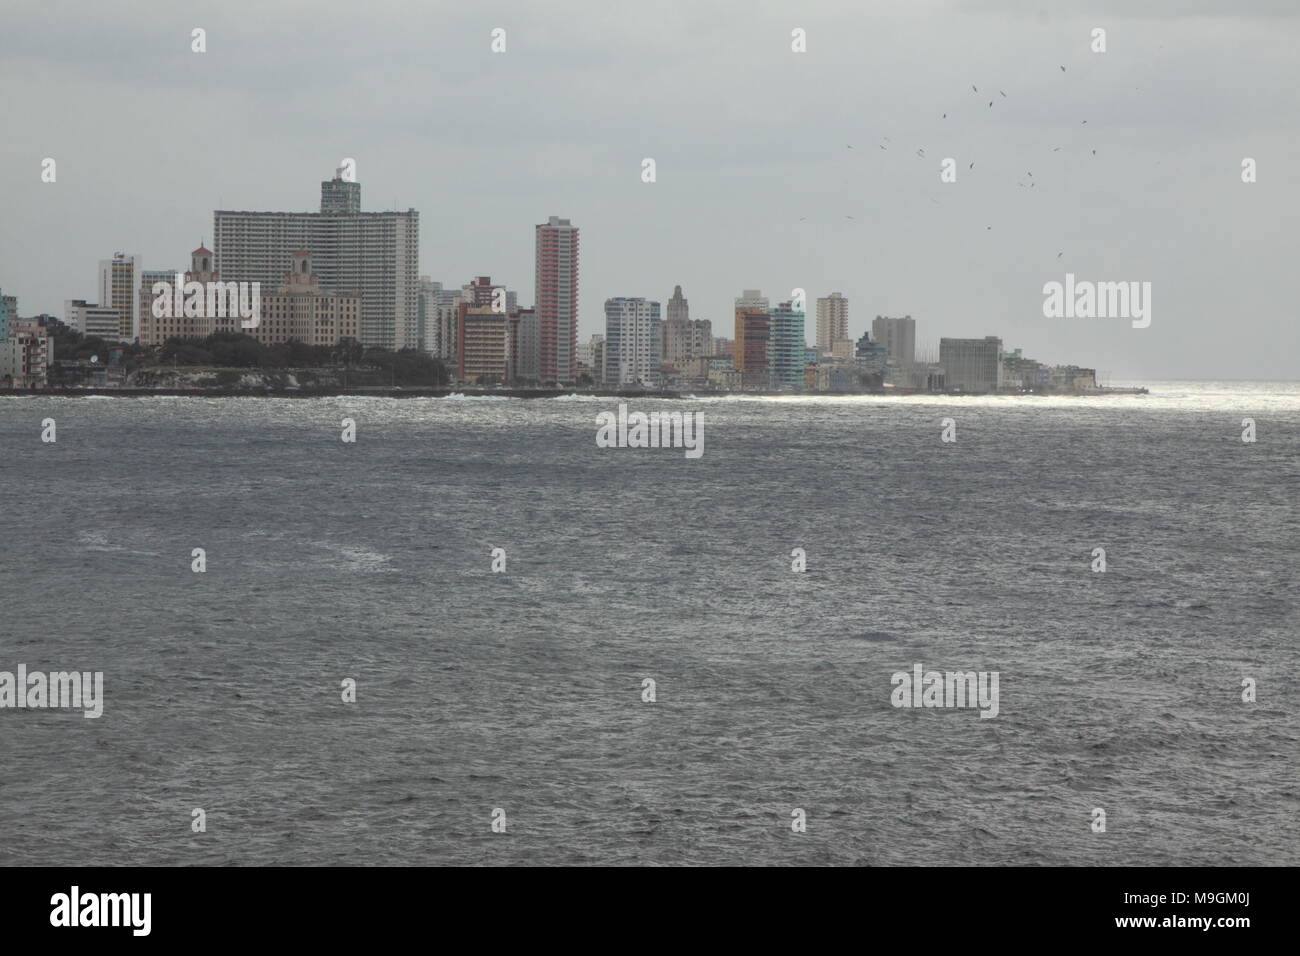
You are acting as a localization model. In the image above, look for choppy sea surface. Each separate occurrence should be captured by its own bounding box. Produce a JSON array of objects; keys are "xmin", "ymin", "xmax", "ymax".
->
[{"xmin": 0, "ymin": 381, "xmax": 1296, "ymax": 866}]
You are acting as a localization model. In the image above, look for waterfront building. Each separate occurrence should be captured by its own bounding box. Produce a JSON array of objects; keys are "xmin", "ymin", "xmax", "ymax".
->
[
  {"xmin": 535, "ymin": 216, "xmax": 579, "ymax": 383},
  {"xmin": 816, "ymin": 292, "xmax": 849, "ymax": 355},
  {"xmin": 98, "ymin": 253, "xmax": 140, "ymax": 341},
  {"xmin": 64, "ymin": 299, "xmax": 123, "ymax": 339},
  {"xmin": 939, "ymin": 336, "xmax": 1004, "ymax": 391},
  {"xmin": 770, "ymin": 300, "xmax": 807, "ymax": 389},
  {"xmin": 458, "ymin": 304, "xmax": 512, "ymax": 383},
  {"xmin": 213, "ymin": 169, "xmax": 419, "ymax": 349},
  {"xmin": 604, "ymin": 297, "xmax": 662, "ymax": 387},
  {"xmin": 872, "ymin": 315, "xmax": 915, "ymax": 367}
]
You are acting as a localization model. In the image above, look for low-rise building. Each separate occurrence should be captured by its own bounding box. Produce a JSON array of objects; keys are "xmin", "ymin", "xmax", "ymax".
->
[
  {"xmin": 0, "ymin": 321, "xmax": 51, "ymax": 387},
  {"xmin": 855, "ymin": 333, "xmax": 889, "ymax": 378},
  {"xmin": 65, "ymin": 300, "xmax": 124, "ymax": 340}
]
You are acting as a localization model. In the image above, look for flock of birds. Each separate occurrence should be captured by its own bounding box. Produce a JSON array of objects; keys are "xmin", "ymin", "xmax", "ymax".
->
[{"xmin": 827, "ymin": 61, "xmax": 1104, "ymax": 255}]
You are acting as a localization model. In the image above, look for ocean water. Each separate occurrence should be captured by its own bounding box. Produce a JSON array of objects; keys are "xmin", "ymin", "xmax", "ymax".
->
[{"xmin": 0, "ymin": 381, "xmax": 1296, "ymax": 866}]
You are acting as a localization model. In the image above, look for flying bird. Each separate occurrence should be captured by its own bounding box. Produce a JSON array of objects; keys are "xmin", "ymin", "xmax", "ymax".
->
[
  {"xmin": 847, "ymin": 144, "xmax": 854, "ymax": 149},
  {"xmin": 969, "ymin": 162, "xmax": 975, "ymax": 169},
  {"xmin": 1060, "ymin": 65, "xmax": 1066, "ymax": 71},
  {"xmin": 972, "ymin": 84, "xmax": 978, "ymax": 92},
  {"xmin": 942, "ymin": 113, "xmax": 947, "ymax": 119},
  {"xmin": 1081, "ymin": 120, "xmax": 1088, "ymax": 124},
  {"xmin": 1057, "ymin": 252, "xmax": 1063, "ymax": 258},
  {"xmin": 1092, "ymin": 149, "xmax": 1097, "ymax": 155},
  {"xmin": 1052, "ymin": 146, "xmax": 1062, "ymax": 152},
  {"xmin": 988, "ymin": 101, "xmax": 993, "ymax": 107},
  {"xmin": 879, "ymin": 144, "xmax": 887, "ymax": 150},
  {"xmin": 1027, "ymin": 171, "xmax": 1033, "ymax": 177},
  {"xmin": 1000, "ymin": 90, "xmax": 1007, "ymax": 97}
]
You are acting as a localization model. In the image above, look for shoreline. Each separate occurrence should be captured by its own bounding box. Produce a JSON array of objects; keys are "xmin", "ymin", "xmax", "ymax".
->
[{"xmin": 1, "ymin": 385, "xmax": 1150, "ymax": 399}]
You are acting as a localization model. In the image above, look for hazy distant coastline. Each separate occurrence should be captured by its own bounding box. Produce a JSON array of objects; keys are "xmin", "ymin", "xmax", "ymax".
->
[{"xmin": 0, "ymin": 384, "xmax": 1149, "ymax": 400}]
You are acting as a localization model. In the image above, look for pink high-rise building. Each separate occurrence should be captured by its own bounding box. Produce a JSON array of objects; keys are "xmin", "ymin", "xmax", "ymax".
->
[{"xmin": 535, "ymin": 216, "xmax": 579, "ymax": 383}]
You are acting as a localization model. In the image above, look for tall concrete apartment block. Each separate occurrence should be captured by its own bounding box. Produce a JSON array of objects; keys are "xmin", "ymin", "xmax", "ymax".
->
[
  {"xmin": 418, "ymin": 279, "xmax": 464, "ymax": 362},
  {"xmin": 939, "ymin": 336, "xmax": 1004, "ymax": 391},
  {"xmin": 213, "ymin": 171, "xmax": 419, "ymax": 350},
  {"xmin": 99, "ymin": 253, "xmax": 140, "ymax": 341},
  {"xmin": 0, "ymin": 288, "xmax": 13, "ymax": 341},
  {"xmin": 769, "ymin": 301, "xmax": 807, "ymax": 389},
  {"xmin": 513, "ymin": 309, "xmax": 540, "ymax": 382},
  {"xmin": 815, "ymin": 292, "xmax": 848, "ymax": 354},
  {"xmin": 535, "ymin": 216, "xmax": 579, "ymax": 383},
  {"xmin": 604, "ymin": 297, "xmax": 662, "ymax": 387},
  {"xmin": 417, "ymin": 277, "xmax": 443, "ymax": 355},
  {"xmin": 139, "ymin": 269, "xmax": 175, "ymax": 339},
  {"xmin": 457, "ymin": 305, "xmax": 512, "ymax": 383},
  {"xmin": 733, "ymin": 289, "xmax": 771, "ymax": 388},
  {"xmin": 872, "ymin": 315, "xmax": 916, "ymax": 366}
]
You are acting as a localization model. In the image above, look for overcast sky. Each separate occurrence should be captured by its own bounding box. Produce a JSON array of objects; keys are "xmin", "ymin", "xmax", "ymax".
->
[{"xmin": 2, "ymin": 0, "xmax": 1297, "ymax": 380}]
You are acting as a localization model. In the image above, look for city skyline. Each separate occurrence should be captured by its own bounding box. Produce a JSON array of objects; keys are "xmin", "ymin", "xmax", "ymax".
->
[
  {"xmin": 2, "ymin": 1, "xmax": 1298, "ymax": 380},
  {"xmin": 2, "ymin": 0, "xmax": 1295, "ymax": 892}
]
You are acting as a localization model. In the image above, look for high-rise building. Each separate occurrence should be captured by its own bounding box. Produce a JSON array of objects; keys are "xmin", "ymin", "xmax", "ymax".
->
[
  {"xmin": 138, "ymin": 269, "xmax": 175, "ymax": 341},
  {"xmin": 417, "ymin": 279, "xmax": 463, "ymax": 362},
  {"xmin": 872, "ymin": 315, "xmax": 916, "ymax": 366},
  {"xmin": 663, "ymin": 318, "xmax": 712, "ymax": 371},
  {"xmin": 815, "ymin": 292, "xmax": 848, "ymax": 354},
  {"xmin": 213, "ymin": 171, "xmax": 419, "ymax": 350},
  {"xmin": 0, "ymin": 290, "xmax": 14, "ymax": 341},
  {"xmin": 939, "ymin": 336, "xmax": 1004, "ymax": 391},
  {"xmin": 511, "ymin": 308, "xmax": 540, "ymax": 382},
  {"xmin": 662, "ymin": 284, "xmax": 711, "ymax": 370},
  {"xmin": 769, "ymin": 301, "xmax": 806, "ymax": 389},
  {"xmin": 535, "ymin": 216, "xmax": 579, "ymax": 383},
  {"xmin": 604, "ymin": 297, "xmax": 662, "ymax": 387},
  {"xmin": 417, "ymin": 277, "xmax": 440, "ymax": 354},
  {"xmin": 734, "ymin": 291, "xmax": 771, "ymax": 388},
  {"xmin": 666, "ymin": 285, "xmax": 689, "ymax": 323},
  {"xmin": 99, "ymin": 253, "xmax": 140, "ymax": 341},
  {"xmin": 457, "ymin": 304, "xmax": 512, "ymax": 383}
]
